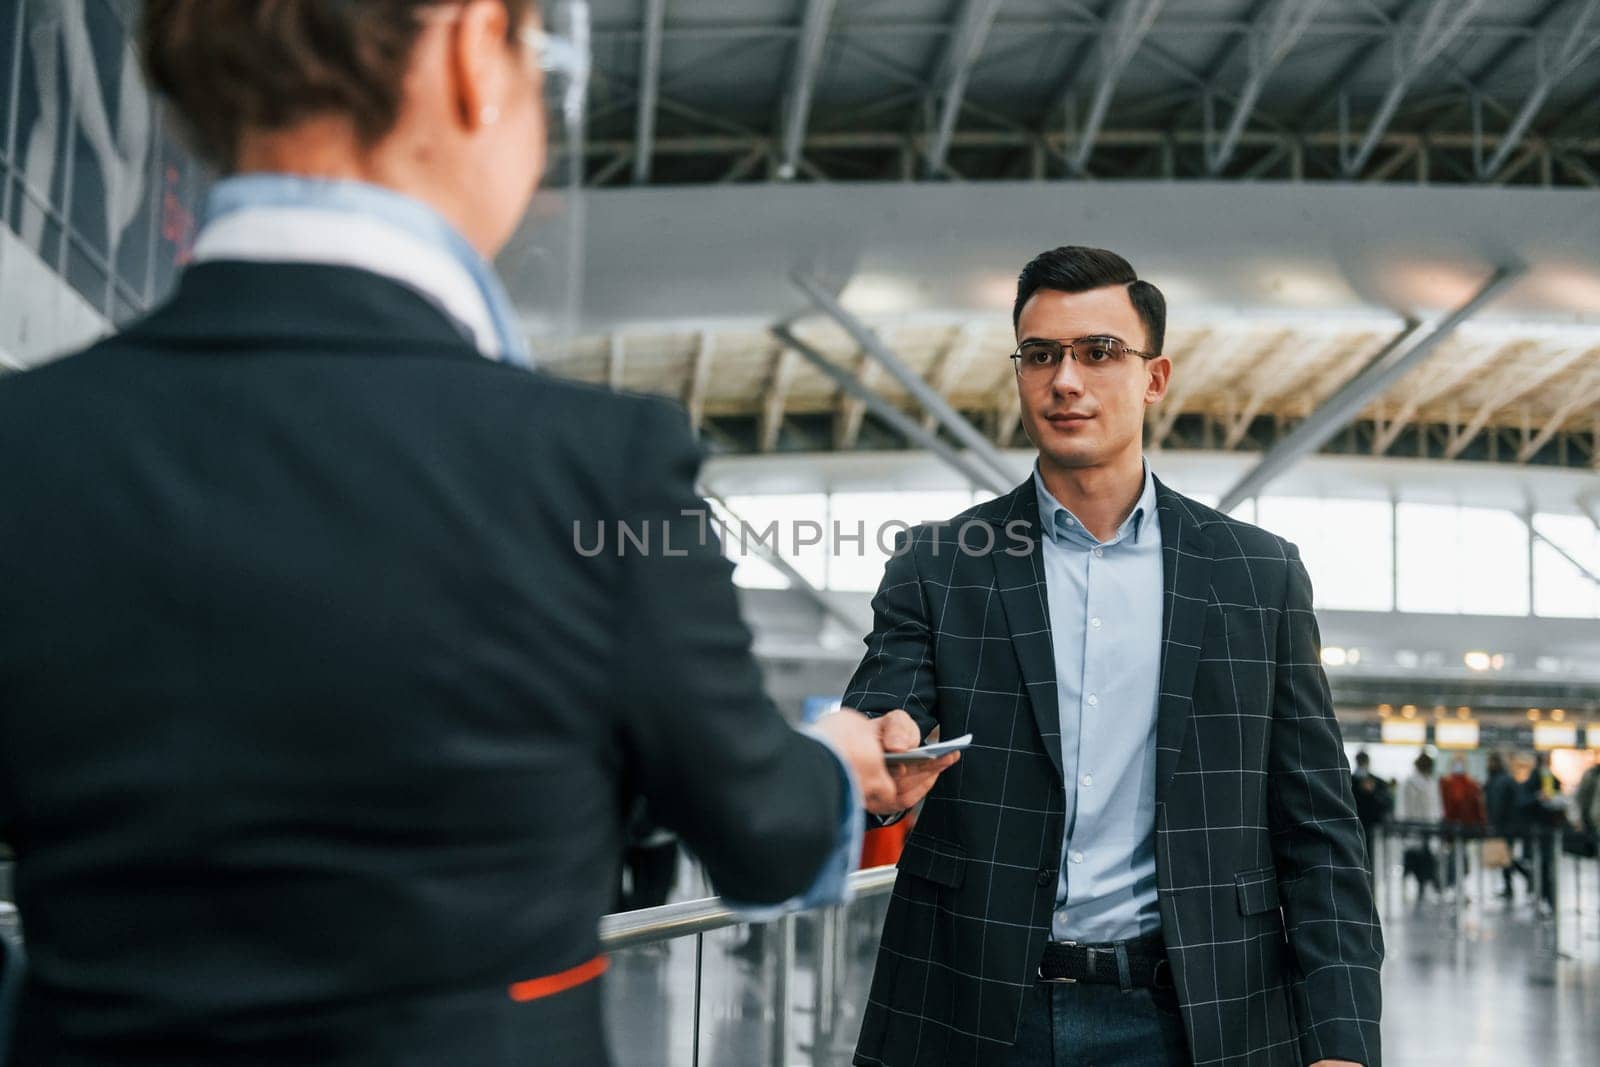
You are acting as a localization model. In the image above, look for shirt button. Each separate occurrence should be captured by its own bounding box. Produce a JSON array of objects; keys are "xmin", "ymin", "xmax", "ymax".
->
[
  {"xmin": 1090, "ymin": 617, "xmax": 1102, "ymax": 629},
  {"xmin": 1092, "ymin": 547, "xmax": 1104, "ymax": 558},
  {"xmin": 1082, "ymin": 774, "xmax": 1094, "ymax": 787},
  {"xmin": 1072, "ymin": 851, "xmax": 1085, "ymax": 864},
  {"xmin": 1086, "ymin": 694, "xmax": 1099, "ymax": 707}
]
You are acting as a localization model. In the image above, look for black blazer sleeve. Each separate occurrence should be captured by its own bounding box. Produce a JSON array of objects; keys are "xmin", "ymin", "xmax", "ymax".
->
[
  {"xmin": 841, "ymin": 530, "xmax": 941, "ymax": 827},
  {"xmin": 611, "ymin": 398, "xmax": 844, "ymax": 905},
  {"xmin": 1270, "ymin": 545, "xmax": 1385, "ymax": 1067},
  {"xmin": 841, "ymin": 530, "xmax": 939, "ymax": 739}
]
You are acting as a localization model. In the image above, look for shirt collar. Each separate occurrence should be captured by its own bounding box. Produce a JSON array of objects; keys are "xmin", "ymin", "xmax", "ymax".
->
[
  {"xmin": 1033, "ymin": 461, "xmax": 1157, "ymax": 548},
  {"xmin": 192, "ymin": 205, "xmax": 502, "ymax": 360},
  {"xmin": 193, "ymin": 175, "xmax": 535, "ymax": 364}
]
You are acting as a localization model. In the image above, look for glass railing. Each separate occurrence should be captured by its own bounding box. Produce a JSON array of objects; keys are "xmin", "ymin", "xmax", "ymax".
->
[{"xmin": 600, "ymin": 865, "xmax": 896, "ymax": 1067}]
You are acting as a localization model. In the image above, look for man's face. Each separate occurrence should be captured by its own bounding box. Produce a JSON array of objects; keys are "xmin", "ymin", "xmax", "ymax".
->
[{"xmin": 1014, "ymin": 286, "xmax": 1170, "ymax": 473}]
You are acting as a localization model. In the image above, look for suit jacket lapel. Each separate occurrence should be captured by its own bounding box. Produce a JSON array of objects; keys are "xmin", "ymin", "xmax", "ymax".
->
[
  {"xmin": 983, "ymin": 478, "xmax": 1064, "ymax": 785},
  {"xmin": 1155, "ymin": 479, "xmax": 1214, "ymax": 802}
]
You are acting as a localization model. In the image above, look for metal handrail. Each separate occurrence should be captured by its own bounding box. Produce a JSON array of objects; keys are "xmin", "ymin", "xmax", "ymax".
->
[{"xmin": 599, "ymin": 864, "xmax": 899, "ymax": 951}]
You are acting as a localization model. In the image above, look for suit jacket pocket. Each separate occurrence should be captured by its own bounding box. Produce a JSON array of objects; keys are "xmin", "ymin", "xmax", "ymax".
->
[
  {"xmin": 1222, "ymin": 605, "xmax": 1270, "ymax": 644},
  {"xmin": 898, "ymin": 832, "xmax": 966, "ymax": 889},
  {"xmin": 1234, "ymin": 865, "xmax": 1281, "ymax": 916}
]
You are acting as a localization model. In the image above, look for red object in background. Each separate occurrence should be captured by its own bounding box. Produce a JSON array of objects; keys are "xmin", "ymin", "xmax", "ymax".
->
[
  {"xmin": 861, "ymin": 812, "xmax": 915, "ymax": 868},
  {"xmin": 1440, "ymin": 772, "xmax": 1487, "ymax": 826}
]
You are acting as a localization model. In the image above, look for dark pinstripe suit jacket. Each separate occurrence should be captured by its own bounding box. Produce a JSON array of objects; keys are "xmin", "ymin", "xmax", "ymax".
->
[{"xmin": 846, "ymin": 475, "xmax": 1383, "ymax": 1067}]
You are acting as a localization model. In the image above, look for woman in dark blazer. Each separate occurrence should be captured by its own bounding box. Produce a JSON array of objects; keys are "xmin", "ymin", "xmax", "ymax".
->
[{"xmin": 0, "ymin": 3, "xmax": 953, "ymax": 1064}]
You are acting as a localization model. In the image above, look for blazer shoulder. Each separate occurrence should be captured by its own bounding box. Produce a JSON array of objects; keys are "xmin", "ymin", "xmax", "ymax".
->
[
  {"xmin": 0, "ymin": 335, "xmax": 127, "ymax": 418},
  {"xmin": 1164, "ymin": 488, "xmax": 1296, "ymax": 562}
]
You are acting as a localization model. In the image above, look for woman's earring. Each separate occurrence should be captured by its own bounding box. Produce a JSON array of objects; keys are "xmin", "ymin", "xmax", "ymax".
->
[{"xmin": 479, "ymin": 104, "xmax": 500, "ymax": 127}]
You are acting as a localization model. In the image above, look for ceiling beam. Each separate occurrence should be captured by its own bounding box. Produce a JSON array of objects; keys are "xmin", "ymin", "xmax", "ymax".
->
[
  {"xmin": 772, "ymin": 322, "xmax": 1012, "ymax": 495},
  {"xmin": 632, "ymin": 0, "xmax": 667, "ymax": 184},
  {"xmin": 1220, "ymin": 331, "xmax": 1336, "ymax": 449},
  {"xmin": 994, "ymin": 377, "xmax": 1024, "ymax": 451},
  {"xmin": 758, "ymin": 345, "xmax": 796, "ymax": 452},
  {"xmin": 1065, "ymin": 0, "xmax": 1165, "ymax": 175},
  {"xmin": 701, "ymin": 491, "xmax": 869, "ymax": 633},
  {"xmin": 1145, "ymin": 328, "xmax": 1238, "ymax": 448},
  {"xmin": 1443, "ymin": 341, "xmax": 1595, "ymax": 458},
  {"xmin": 1516, "ymin": 363, "xmax": 1600, "ymax": 461},
  {"xmin": 683, "ymin": 331, "xmax": 715, "ymax": 432},
  {"xmin": 1291, "ymin": 0, "xmax": 1448, "ymax": 131},
  {"xmin": 1218, "ymin": 262, "xmax": 1524, "ymax": 511},
  {"xmin": 835, "ymin": 351, "xmax": 883, "ymax": 450},
  {"xmin": 777, "ymin": 0, "xmax": 838, "ymax": 181},
  {"xmin": 1525, "ymin": 515, "xmax": 1600, "ymax": 586},
  {"xmin": 1476, "ymin": 0, "xmax": 1600, "ymax": 178},
  {"xmin": 793, "ymin": 273, "xmax": 1020, "ymax": 486},
  {"xmin": 1338, "ymin": 0, "xmax": 1488, "ymax": 177},
  {"xmin": 924, "ymin": 321, "xmax": 989, "ymax": 434},
  {"xmin": 572, "ymin": 126, "xmax": 1600, "ymax": 161},
  {"xmin": 607, "ymin": 333, "xmax": 626, "ymax": 390},
  {"xmin": 1368, "ymin": 338, "xmax": 1514, "ymax": 454},
  {"xmin": 586, "ymin": 17, "xmax": 1540, "ymax": 46},
  {"xmin": 1206, "ymin": 0, "xmax": 1328, "ymax": 175},
  {"xmin": 924, "ymin": 0, "xmax": 1006, "ymax": 177}
]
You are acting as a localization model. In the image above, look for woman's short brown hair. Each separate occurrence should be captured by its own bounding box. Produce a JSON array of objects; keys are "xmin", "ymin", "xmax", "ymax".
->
[{"xmin": 141, "ymin": 0, "xmax": 534, "ymax": 171}]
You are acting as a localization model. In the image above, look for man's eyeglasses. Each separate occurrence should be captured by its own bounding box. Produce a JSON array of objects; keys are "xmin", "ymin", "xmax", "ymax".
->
[{"xmin": 1010, "ymin": 336, "xmax": 1157, "ymax": 380}]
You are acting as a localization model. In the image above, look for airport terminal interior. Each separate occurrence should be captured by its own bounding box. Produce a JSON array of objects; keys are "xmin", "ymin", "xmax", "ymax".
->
[{"xmin": 2, "ymin": 0, "xmax": 1600, "ymax": 1064}]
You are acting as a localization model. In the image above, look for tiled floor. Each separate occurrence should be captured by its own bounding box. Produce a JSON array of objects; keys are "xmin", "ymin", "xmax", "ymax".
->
[{"xmin": 604, "ymin": 857, "xmax": 1600, "ymax": 1066}]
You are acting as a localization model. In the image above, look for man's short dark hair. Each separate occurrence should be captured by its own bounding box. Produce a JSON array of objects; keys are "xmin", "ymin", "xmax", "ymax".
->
[{"xmin": 1013, "ymin": 246, "xmax": 1166, "ymax": 355}]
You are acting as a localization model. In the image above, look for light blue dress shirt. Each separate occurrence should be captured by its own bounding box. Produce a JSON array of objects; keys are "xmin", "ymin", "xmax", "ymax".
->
[{"xmin": 1034, "ymin": 463, "xmax": 1164, "ymax": 943}]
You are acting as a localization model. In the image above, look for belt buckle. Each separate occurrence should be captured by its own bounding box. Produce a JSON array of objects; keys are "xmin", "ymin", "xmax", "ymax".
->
[{"xmin": 1037, "ymin": 940, "xmax": 1079, "ymax": 984}]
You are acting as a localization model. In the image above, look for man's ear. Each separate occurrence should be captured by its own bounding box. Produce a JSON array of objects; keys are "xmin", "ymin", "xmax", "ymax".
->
[{"xmin": 1144, "ymin": 355, "xmax": 1172, "ymax": 406}]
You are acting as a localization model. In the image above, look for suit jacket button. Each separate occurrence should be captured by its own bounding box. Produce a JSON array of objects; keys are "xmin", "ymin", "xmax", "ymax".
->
[{"xmin": 1037, "ymin": 868, "xmax": 1056, "ymax": 886}]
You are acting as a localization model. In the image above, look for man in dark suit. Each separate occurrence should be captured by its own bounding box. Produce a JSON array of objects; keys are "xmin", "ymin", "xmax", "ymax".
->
[{"xmin": 846, "ymin": 247, "xmax": 1383, "ymax": 1067}]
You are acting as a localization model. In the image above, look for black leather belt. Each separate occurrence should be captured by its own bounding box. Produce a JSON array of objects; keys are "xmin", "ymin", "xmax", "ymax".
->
[{"xmin": 1037, "ymin": 931, "xmax": 1173, "ymax": 989}]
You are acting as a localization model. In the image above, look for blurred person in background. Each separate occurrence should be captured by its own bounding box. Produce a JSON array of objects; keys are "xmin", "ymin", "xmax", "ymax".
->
[
  {"xmin": 842, "ymin": 246, "xmax": 1380, "ymax": 1067},
  {"xmin": 0, "ymin": 2, "xmax": 958, "ymax": 1064},
  {"xmin": 1351, "ymin": 751, "xmax": 1393, "ymax": 876},
  {"xmin": 1438, "ymin": 755, "xmax": 1486, "ymax": 893},
  {"xmin": 1575, "ymin": 761, "xmax": 1600, "ymax": 837},
  {"xmin": 1399, "ymin": 752, "xmax": 1443, "ymax": 900},
  {"xmin": 1519, "ymin": 753, "xmax": 1564, "ymax": 912},
  {"xmin": 1484, "ymin": 752, "xmax": 1533, "ymax": 900}
]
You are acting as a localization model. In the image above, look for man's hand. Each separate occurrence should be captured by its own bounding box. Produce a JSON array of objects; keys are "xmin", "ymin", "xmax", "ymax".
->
[
  {"xmin": 813, "ymin": 709, "xmax": 959, "ymax": 817},
  {"xmin": 871, "ymin": 709, "xmax": 960, "ymax": 816}
]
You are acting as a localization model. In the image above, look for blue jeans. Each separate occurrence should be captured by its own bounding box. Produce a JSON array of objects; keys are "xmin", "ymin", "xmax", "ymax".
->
[{"xmin": 1001, "ymin": 979, "xmax": 1191, "ymax": 1066}]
